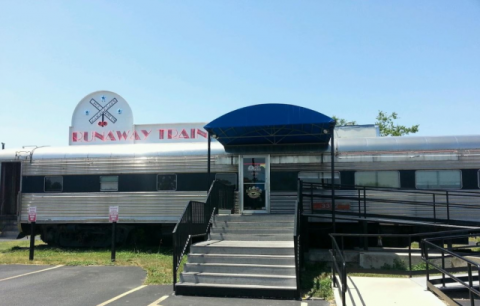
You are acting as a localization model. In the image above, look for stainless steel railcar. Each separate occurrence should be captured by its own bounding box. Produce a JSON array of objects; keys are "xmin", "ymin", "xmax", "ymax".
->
[{"xmin": 2, "ymin": 134, "xmax": 480, "ymax": 246}]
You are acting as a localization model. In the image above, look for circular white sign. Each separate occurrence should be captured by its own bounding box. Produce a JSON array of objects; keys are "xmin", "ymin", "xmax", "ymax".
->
[{"xmin": 70, "ymin": 91, "xmax": 134, "ymax": 145}]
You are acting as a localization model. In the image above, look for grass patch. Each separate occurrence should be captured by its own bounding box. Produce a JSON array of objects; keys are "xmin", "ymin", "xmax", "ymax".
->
[
  {"xmin": 349, "ymin": 273, "xmax": 408, "ymax": 278},
  {"xmin": 379, "ymin": 258, "xmax": 407, "ymax": 271},
  {"xmin": 301, "ymin": 262, "xmax": 334, "ymax": 301},
  {"xmin": 0, "ymin": 240, "xmax": 176, "ymax": 284}
]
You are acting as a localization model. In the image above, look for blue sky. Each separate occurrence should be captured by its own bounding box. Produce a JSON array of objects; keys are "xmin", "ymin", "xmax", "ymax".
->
[{"xmin": 1, "ymin": 1, "xmax": 479, "ymax": 148}]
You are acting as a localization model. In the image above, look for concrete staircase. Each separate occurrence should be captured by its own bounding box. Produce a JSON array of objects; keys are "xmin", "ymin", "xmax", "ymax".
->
[
  {"xmin": 175, "ymin": 214, "xmax": 298, "ymax": 299},
  {"xmin": 0, "ymin": 220, "xmax": 19, "ymax": 239}
]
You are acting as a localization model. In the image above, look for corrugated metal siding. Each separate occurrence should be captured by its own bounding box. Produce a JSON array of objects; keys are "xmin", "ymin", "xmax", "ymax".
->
[
  {"xmin": 270, "ymin": 192, "xmax": 297, "ymax": 214},
  {"xmin": 336, "ymin": 135, "xmax": 480, "ymax": 152},
  {"xmin": 233, "ymin": 191, "xmax": 240, "ymax": 214},
  {"xmin": 22, "ymin": 157, "xmax": 237, "ymax": 176},
  {"xmin": 306, "ymin": 189, "xmax": 480, "ymax": 223},
  {"xmin": 20, "ymin": 191, "xmax": 207, "ymax": 224},
  {"xmin": 21, "ymin": 150, "xmax": 480, "ymax": 176},
  {"xmin": 333, "ymin": 160, "xmax": 480, "ymax": 171}
]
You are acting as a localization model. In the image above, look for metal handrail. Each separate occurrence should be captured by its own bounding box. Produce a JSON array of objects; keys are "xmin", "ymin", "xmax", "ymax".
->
[
  {"xmin": 311, "ymin": 193, "xmax": 480, "ymax": 210},
  {"xmin": 300, "ymin": 181, "xmax": 480, "ymax": 226},
  {"xmin": 422, "ymin": 233, "xmax": 480, "ymax": 306},
  {"xmin": 303, "ymin": 181, "xmax": 480, "ymax": 195},
  {"xmin": 328, "ymin": 229, "xmax": 480, "ymax": 306},
  {"xmin": 293, "ymin": 179, "xmax": 303, "ymax": 300},
  {"xmin": 330, "ymin": 236, "xmax": 347, "ymax": 306},
  {"xmin": 172, "ymin": 180, "xmax": 235, "ymax": 290}
]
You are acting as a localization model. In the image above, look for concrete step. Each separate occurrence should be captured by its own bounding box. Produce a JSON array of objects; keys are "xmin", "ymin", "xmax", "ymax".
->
[
  {"xmin": 210, "ymin": 227, "xmax": 293, "ymax": 234},
  {"xmin": 174, "ymin": 282, "xmax": 297, "ymax": 299},
  {"xmin": 180, "ymin": 272, "xmax": 296, "ymax": 287},
  {"xmin": 175, "ymin": 282, "xmax": 296, "ymax": 290},
  {"xmin": 209, "ymin": 233, "xmax": 293, "ymax": 241},
  {"xmin": 0, "ymin": 230, "xmax": 19, "ymax": 238},
  {"xmin": 214, "ymin": 214, "xmax": 294, "ymax": 222},
  {"xmin": 1, "ymin": 224, "xmax": 18, "ymax": 231},
  {"xmin": 183, "ymin": 263, "xmax": 296, "ymax": 276},
  {"xmin": 191, "ymin": 241, "xmax": 294, "ymax": 256},
  {"xmin": 212, "ymin": 220, "xmax": 294, "ymax": 229},
  {"xmin": 187, "ymin": 253, "xmax": 295, "ymax": 265}
]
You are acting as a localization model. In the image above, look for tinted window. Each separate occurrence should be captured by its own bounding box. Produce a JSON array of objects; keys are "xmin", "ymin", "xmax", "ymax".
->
[
  {"xmin": 243, "ymin": 157, "xmax": 266, "ymax": 183},
  {"xmin": 355, "ymin": 171, "xmax": 400, "ymax": 188},
  {"xmin": 298, "ymin": 171, "xmax": 340, "ymax": 185},
  {"xmin": 157, "ymin": 174, "xmax": 177, "ymax": 191},
  {"xmin": 100, "ymin": 176, "xmax": 118, "ymax": 191},
  {"xmin": 215, "ymin": 173, "xmax": 237, "ymax": 190},
  {"xmin": 416, "ymin": 170, "xmax": 461, "ymax": 189},
  {"xmin": 271, "ymin": 171, "xmax": 298, "ymax": 191},
  {"xmin": 44, "ymin": 176, "xmax": 63, "ymax": 192}
]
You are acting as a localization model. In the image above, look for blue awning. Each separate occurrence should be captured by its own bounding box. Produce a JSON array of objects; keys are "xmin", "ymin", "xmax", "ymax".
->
[{"xmin": 204, "ymin": 104, "xmax": 335, "ymax": 152}]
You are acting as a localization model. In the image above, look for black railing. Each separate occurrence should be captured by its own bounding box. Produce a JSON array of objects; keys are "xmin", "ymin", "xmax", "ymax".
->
[
  {"xmin": 293, "ymin": 180, "xmax": 303, "ymax": 300},
  {"xmin": 172, "ymin": 180, "xmax": 235, "ymax": 290},
  {"xmin": 300, "ymin": 181, "xmax": 480, "ymax": 226},
  {"xmin": 330, "ymin": 236, "xmax": 347, "ymax": 306},
  {"xmin": 329, "ymin": 228, "xmax": 480, "ymax": 306},
  {"xmin": 422, "ymin": 233, "xmax": 480, "ymax": 306},
  {"xmin": 214, "ymin": 183, "xmax": 236, "ymax": 213}
]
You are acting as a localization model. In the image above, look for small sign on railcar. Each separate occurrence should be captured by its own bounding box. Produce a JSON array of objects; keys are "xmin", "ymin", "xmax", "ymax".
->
[
  {"xmin": 109, "ymin": 206, "xmax": 119, "ymax": 222},
  {"xmin": 313, "ymin": 202, "xmax": 351, "ymax": 211},
  {"xmin": 28, "ymin": 207, "xmax": 37, "ymax": 222}
]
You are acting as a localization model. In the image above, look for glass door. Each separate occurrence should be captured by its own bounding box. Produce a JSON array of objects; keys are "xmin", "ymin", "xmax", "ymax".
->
[{"xmin": 239, "ymin": 155, "xmax": 270, "ymax": 213}]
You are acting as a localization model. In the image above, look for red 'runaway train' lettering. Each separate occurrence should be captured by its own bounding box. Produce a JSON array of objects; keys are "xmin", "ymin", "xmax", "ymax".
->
[{"xmin": 72, "ymin": 128, "xmax": 208, "ymax": 143}]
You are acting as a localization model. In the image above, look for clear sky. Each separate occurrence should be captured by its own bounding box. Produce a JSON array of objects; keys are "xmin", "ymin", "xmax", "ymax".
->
[{"xmin": 1, "ymin": 1, "xmax": 479, "ymax": 149}]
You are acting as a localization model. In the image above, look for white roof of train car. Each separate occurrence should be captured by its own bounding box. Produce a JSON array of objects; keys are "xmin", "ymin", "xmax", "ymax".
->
[
  {"xmin": 2, "ymin": 134, "xmax": 480, "ymax": 162},
  {"xmin": 0, "ymin": 142, "xmax": 227, "ymax": 161},
  {"xmin": 336, "ymin": 135, "xmax": 480, "ymax": 152}
]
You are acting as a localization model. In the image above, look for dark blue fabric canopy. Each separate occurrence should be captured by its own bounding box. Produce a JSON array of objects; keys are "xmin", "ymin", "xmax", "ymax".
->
[{"xmin": 204, "ymin": 104, "xmax": 335, "ymax": 149}]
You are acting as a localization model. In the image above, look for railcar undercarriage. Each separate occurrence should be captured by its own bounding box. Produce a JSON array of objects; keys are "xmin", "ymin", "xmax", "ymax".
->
[{"xmin": 20, "ymin": 223, "xmax": 168, "ymax": 248}]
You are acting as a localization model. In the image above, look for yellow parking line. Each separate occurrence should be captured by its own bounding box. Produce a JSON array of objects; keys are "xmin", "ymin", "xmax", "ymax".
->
[
  {"xmin": 97, "ymin": 285, "xmax": 148, "ymax": 306},
  {"xmin": 147, "ymin": 295, "xmax": 169, "ymax": 306},
  {"xmin": 0, "ymin": 265, "xmax": 63, "ymax": 282},
  {"xmin": 301, "ymin": 303, "xmax": 308, "ymax": 306}
]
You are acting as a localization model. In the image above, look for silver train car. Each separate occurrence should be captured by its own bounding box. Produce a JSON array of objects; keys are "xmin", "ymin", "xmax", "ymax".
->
[
  {"xmin": 1, "ymin": 134, "xmax": 480, "ymax": 246},
  {"xmin": 327, "ymin": 135, "xmax": 480, "ymax": 225}
]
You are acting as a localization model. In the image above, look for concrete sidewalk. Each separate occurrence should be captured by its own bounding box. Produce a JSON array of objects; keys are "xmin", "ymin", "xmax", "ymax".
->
[{"xmin": 333, "ymin": 276, "xmax": 445, "ymax": 306}]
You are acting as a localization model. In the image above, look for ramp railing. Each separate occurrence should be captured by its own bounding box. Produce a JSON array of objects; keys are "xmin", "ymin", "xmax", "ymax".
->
[
  {"xmin": 329, "ymin": 228, "xmax": 480, "ymax": 305},
  {"xmin": 422, "ymin": 233, "xmax": 480, "ymax": 306},
  {"xmin": 300, "ymin": 181, "xmax": 480, "ymax": 226}
]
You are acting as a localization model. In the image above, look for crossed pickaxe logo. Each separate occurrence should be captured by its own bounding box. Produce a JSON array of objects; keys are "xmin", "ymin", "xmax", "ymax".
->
[{"xmin": 89, "ymin": 98, "xmax": 118, "ymax": 127}]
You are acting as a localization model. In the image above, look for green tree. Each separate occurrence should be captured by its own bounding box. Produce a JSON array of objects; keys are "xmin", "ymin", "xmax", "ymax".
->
[
  {"xmin": 376, "ymin": 111, "xmax": 419, "ymax": 136},
  {"xmin": 331, "ymin": 116, "xmax": 356, "ymax": 126},
  {"xmin": 332, "ymin": 111, "xmax": 419, "ymax": 136}
]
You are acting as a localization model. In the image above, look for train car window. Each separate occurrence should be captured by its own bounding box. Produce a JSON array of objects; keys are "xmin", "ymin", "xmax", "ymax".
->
[
  {"xmin": 44, "ymin": 176, "xmax": 63, "ymax": 192},
  {"xmin": 355, "ymin": 171, "xmax": 400, "ymax": 188},
  {"xmin": 157, "ymin": 174, "xmax": 177, "ymax": 191},
  {"xmin": 478, "ymin": 170, "xmax": 480, "ymax": 189},
  {"xmin": 416, "ymin": 170, "xmax": 461, "ymax": 189},
  {"xmin": 100, "ymin": 176, "xmax": 118, "ymax": 191},
  {"xmin": 215, "ymin": 173, "xmax": 237, "ymax": 190},
  {"xmin": 298, "ymin": 172, "xmax": 340, "ymax": 186}
]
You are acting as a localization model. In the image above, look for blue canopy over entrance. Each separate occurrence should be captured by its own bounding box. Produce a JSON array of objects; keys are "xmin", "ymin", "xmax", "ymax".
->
[
  {"xmin": 204, "ymin": 103, "xmax": 338, "ymax": 230},
  {"xmin": 204, "ymin": 104, "xmax": 335, "ymax": 152}
]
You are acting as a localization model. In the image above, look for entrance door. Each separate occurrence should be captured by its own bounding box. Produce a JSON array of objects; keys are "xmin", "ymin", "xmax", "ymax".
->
[
  {"xmin": 0, "ymin": 162, "xmax": 21, "ymax": 217},
  {"xmin": 239, "ymin": 156, "xmax": 270, "ymax": 213}
]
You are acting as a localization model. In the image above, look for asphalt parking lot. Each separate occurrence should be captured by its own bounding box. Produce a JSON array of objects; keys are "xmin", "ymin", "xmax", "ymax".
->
[{"xmin": 0, "ymin": 265, "xmax": 329, "ymax": 306}]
